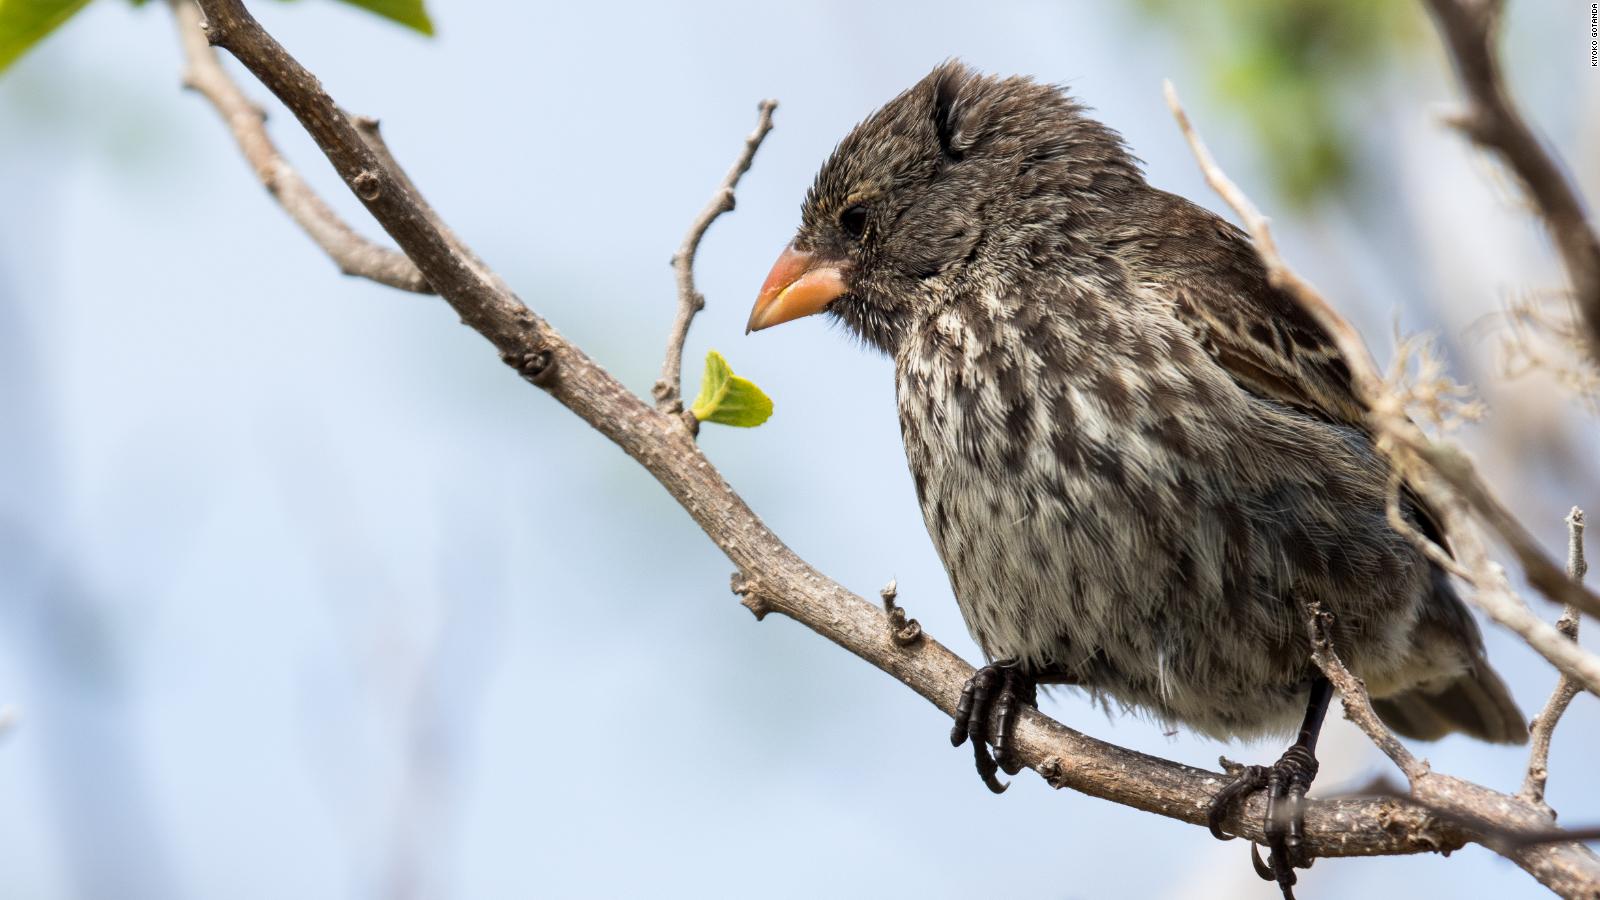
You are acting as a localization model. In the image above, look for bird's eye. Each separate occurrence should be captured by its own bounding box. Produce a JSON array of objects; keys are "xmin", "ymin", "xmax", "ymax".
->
[{"xmin": 839, "ymin": 203, "xmax": 869, "ymax": 239}]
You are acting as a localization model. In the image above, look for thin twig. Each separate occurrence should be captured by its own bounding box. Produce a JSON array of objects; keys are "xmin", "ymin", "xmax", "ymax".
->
[
  {"xmin": 1385, "ymin": 468, "xmax": 1474, "ymax": 581},
  {"xmin": 168, "ymin": 0, "xmax": 430, "ymax": 293},
  {"xmin": 1164, "ymin": 79, "xmax": 1600, "ymax": 696},
  {"xmin": 653, "ymin": 100, "xmax": 777, "ymax": 415},
  {"xmin": 1160, "ymin": 82, "xmax": 1382, "ymax": 397},
  {"xmin": 1422, "ymin": 0, "xmax": 1600, "ymax": 363},
  {"xmin": 1303, "ymin": 601, "xmax": 1426, "ymax": 781},
  {"xmin": 1524, "ymin": 507, "xmax": 1587, "ymax": 806}
]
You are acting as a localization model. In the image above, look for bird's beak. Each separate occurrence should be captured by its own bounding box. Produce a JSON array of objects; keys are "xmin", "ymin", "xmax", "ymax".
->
[{"xmin": 746, "ymin": 244, "xmax": 848, "ymax": 333}]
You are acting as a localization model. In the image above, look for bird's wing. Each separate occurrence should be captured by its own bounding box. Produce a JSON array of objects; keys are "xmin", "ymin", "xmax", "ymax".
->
[
  {"xmin": 1132, "ymin": 191, "xmax": 1449, "ymax": 547},
  {"xmin": 1141, "ymin": 204, "xmax": 1366, "ymax": 429}
]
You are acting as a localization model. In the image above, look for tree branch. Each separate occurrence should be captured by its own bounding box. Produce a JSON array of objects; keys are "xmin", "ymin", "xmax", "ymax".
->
[
  {"xmin": 167, "ymin": 0, "xmax": 430, "ymax": 293},
  {"xmin": 1164, "ymin": 80, "xmax": 1600, "ymax": 898},
  {"xmin": 1306, "ymin": 601, "xmax": 1600, "ymax": 897},
  {"xmin": 1524, "ymin": 508, "xmax": 1588, "ymax": 806},
  {"xmin": 1422, "ymin": 0, "xmax": 1600, "ymax": 363},
  {"xmin": 176, "ymin": 0, "xmax": 1600, "ymax": 890},
  {"xmin": 653, "ymin": 101, "xmax": 777, "ymax": 416}
]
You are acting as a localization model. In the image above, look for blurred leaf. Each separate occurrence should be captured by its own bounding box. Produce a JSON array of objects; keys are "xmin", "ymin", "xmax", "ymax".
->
[
  {"xmin": 691, "ymin": 350, "xmax": 773, "ymax": 428},
  {"xmin": 332, "ymin": 0, "xmax": 433, "ymax": 35},
  {"xmin": 1129, "ymin": 0, "xmax": 1423, "ymax": 207},
  {"xmin": 0, "ymin": 0, "xmax": 92, "ymax": 74}
]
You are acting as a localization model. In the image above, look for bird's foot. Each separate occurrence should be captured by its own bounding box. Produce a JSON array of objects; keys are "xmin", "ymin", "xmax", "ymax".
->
[
  {"xmin": 1207, "ymin": 744, "xmax": 1319, "ymax": 899},
  {"xmin": 950, "ymin": 659, "xmax": 1035, "ymax": 793}
]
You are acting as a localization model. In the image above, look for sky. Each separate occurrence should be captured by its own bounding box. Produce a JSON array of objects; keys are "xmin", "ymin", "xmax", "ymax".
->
[{"xmin": 1, "ymin": 1, "xmax": 1597, "ymax": 898}]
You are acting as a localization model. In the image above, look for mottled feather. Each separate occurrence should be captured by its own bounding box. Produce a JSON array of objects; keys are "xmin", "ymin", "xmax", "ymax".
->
[{"xmin": 780, "ymin": 60, "xmax": 1523, "ymax": 746}]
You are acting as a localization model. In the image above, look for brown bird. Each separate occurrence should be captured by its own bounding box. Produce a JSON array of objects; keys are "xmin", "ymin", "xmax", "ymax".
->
[{"xmin": 747, "ymin": 61, "xmax": 1524, "ymax": 897}]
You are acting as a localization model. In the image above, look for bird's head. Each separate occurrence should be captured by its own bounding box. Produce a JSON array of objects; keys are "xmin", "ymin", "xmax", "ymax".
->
[{"xmin": 747, "ymin": 60, "xmax": 1140, "ymax": 353}]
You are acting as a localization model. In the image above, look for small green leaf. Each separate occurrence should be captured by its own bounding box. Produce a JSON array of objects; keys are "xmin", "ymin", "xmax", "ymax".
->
[
  {"xmin": 691, "ymin": 350, "xmax": 773, "ymax": 428},
  {"xmin": 331, "ymin": 0, "xmax": 434, "ymax": 35},
  {"xmin": 0, "ymin": 0, "xmax": 92, "ymax": 74}
]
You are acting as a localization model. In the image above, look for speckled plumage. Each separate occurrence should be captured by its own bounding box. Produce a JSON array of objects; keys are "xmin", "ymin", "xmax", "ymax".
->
[{"xmin": 790, "ymin": 61, "xmax": 1524, "ymax": 747}]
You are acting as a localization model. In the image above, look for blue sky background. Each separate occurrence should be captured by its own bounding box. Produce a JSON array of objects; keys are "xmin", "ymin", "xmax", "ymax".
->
[{"xmin": 1, "ymin": 1, "xmax": 1597, "ymax": 897}]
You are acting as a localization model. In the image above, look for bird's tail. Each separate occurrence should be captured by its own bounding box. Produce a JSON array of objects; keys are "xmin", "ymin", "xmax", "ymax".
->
[
  {"xmin": 1370, "ymin": 563, "xmax": 1527, "ymax": 745},
  {"xmin": 1372, "ymin": 661, "xmax": 1527, "ymax": 745}
]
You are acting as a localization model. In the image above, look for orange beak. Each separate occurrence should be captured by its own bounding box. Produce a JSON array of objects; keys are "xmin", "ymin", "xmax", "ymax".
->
[{"xmin": 746, "ymin": 244, "xmax": 848, "ymax": 333}]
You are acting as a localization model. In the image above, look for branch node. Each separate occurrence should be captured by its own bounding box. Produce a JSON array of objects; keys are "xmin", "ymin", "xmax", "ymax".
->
[
  {"xmin": 878, "ymin": 578, "xmax": 922, "ymax": 647},
  {"xmin": 198, "ymin": 18, "xmax": 222, "ymax": 47},
  {"xmin": 352, "ymin": 169, "xmax": 383, "ymax": 201},
  {"xmin": 1038, "ymin": 756, "xmax": 1068, "ymax": 789},
  {"xmin": 1567, "ymin": 507, "xmax": 1587, "ymax": 585},
  {"xmin": 501, "ymin": 346, "xmax": 556, "ymax": 386},
  {"xmin": 730, "ymin": 570, "xmax": 770, "ymax": 621}
]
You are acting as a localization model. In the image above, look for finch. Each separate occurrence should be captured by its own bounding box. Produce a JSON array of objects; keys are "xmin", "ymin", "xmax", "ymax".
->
[{"xmin": 747, "ymin": 61, "xmax": 1524, "ymax": 897}]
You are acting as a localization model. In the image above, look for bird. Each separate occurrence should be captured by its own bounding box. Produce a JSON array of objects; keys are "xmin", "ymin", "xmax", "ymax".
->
[{"xmin": 745, "ymin": 61, "xmax": 1525, "ymax": 897}]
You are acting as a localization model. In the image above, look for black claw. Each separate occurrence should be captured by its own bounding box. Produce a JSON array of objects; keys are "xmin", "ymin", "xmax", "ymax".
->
[
  {"xmin": 1211, "ymin": 744, "xmax": 1319, "ymax": 900},
  {"xmin": 993, "ymin": 673, "xmax": 1035, "ymax": 775},
  {"xmin": 950, "ymin": 659, "xmax": 1031, "ymax": 793},
  {"xmin": 951, "ymin": 675, "xmax": 980, "ymax": 746},
  {"xmin": 1210, "ymin": 677, "xmax": 1331, "ymax": 900},
  {"xmin": 973, "ymin": 738, "xmax": 1008, "ymax": 793},
  {"xmin": 1250, "ymin": 843, "xmax": 1275, "ymax": 881},
  {"xmin": 1206, "ymin": 765, "xmax": 1267, "ymax": 841},
  {"xmin": 965, "ymin": 668, "xmax": 1004, "ymax": 793}
]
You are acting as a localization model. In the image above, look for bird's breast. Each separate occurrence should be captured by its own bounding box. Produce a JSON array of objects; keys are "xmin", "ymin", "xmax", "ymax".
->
[
  {"xmin": 892, "ymin": 298, "xmax": 1216, "ymax": 668},
  {"xmin": 888, "ymin": 284, "xmax": 1445, "ymax": 740}
]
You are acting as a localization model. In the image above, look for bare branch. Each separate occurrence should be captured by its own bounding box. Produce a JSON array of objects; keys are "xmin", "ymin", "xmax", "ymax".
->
[
  {"xmin": 1304, "ymin": 601, "xmax": 1426, "ymax": 781},
  {"xmin": 1165, "ymin": 79, "xmax": 1600, "ymax": 897},
  {"xmin": 653, "ymin": 101, "xmax": 778, "ymax": 415},
  {"xmin": 1524, "ymin": 507, "xmax": 1588, "ymax": 806},
  {"xmin": 1422, "ymin": 0, "xmax": 1600, "ymax": 362},
  {"xmin": 175, "ymin": 1, "xmax": 1599, "ymax": 890},
  {"xmin": 1164, "ymin": 79, "xmax": 1600, "ymax": 696},
  {"xmin": 1160, "ymin": 82, "xmax": 1382, "ymax": 396},
  {"xmin": 1385, "ymin": 468, "xmax": 1473, "ymax": 581},
  {"xmin": 1308, "ymin": 597, "xmax": 1600, "ymax": 898},
  {"xmin": 167, "ymin": 0, "xmax": 430, "ymax": 293}
]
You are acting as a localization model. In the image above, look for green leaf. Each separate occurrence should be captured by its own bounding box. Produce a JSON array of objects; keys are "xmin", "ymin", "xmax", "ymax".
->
[
  {"xmin": 331, "ymin": 0, "xmax": 434, "ymax": 35},
  {"xmin": 0, "ymin": 0, "xmax": 92, "ymax": 74},
  {"xmin": 690, "ymin": 350, "xmax": 773, "ymax": 428}
]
